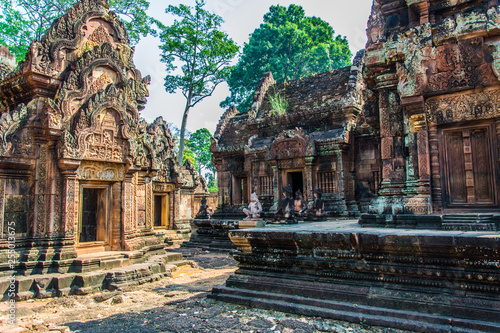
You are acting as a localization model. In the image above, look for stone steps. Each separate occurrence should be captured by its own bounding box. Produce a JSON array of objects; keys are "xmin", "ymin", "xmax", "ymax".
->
[
  {"xmin": 442, "ymin": 214, "xmax": 498, "ymax": 231},
  {"xmin": 0, "ymin": 252, "xmax": 190, "ymax": 301},
  {"xmin": 211, "ymin": 287, "xmax": 499, "ymax": 333}
]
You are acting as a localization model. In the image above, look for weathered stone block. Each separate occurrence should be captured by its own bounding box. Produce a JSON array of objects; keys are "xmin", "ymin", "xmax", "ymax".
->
[
  {"xmin": 72, "ymin": 272, "xmax": 106, "ymax": 295},
  {"xmin": 15, "ymin": 277, "xmax": 35, "ymax": 300}
]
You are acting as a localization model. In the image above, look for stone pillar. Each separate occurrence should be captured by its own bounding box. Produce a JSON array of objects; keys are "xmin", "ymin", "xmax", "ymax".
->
[
  {"xmin": 270, "ymin": 165, "xmax": 279, "ymax": 211},
  {"xmin": 403, "ymin": 112, "xmax": 432, "ymax": 214},
  {"xmin": 122, "ymin": 174, "xmax": 134, "ymax": 235},
  {"xmin": 0, "ymin": 179, "xmax": 4, "ymax": 239},
  {"xmin": 429, "ymin": 124, "xmax": 442, "ymax": 213},
  {"xmin": 33, "ymin": 144, "xmax": 48, "ymax": 237},
  {"xmin": 145, "ymin": 182, "xmax": 153, "ymax": 230},
  {"xmin": 59, "ymin": 169, "xmax": 78, "ymax": 238},
  {"xmin": 304, "ymin": 157, "xmax": 314, "ymax": 204},
  {"xmin": 370, "ymin": 85, "xmax": 406, "ymax": 214},
  {"xmin": 55, "ymin": 159, "xmax": 80, "ymax": 260},
  {"xmin": 336, "ymin": 148, "xmax": 345, "ymax": 202}
]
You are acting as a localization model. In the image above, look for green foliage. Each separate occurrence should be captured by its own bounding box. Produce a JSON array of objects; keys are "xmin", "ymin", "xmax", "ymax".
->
[
  {"xmin": 0, "ymin": 0, "xmax": 159, "ymax": 61},
  {"xmin": 268, "ymin": 90, "xmax": 288, "ymax": 116},
  {"xmin": 181, "ymin": 146, "xmax": 198, "ymax": 171},
  {"xmin": 221, "ymin": 4, "xmax": 352, "ymax": 111},
  {"xmin": 171, "ymin": 125, "xmax": 216, "ymax": 190},
  {"xmin": 206, "ymin": 173, "xmax": 218, "ymax": 193},
  {"xmin": 159, "ymin": 0, "xmax": 238, "ymax": 164},
  {"xmin": 185, "ymin": 128, "xmax": 216, "ymax": 191},
  {"xmin": 186, "ymin": 128, "xmax": 214, "ymax": 175}
]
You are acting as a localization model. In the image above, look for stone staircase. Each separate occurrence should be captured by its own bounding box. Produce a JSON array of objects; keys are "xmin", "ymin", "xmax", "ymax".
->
[
  {"xmin": 0, "ymin": 250, "xmax": 196, "ymax": 301},
  {"xmin": 441, "ymin": 214, "xmax": 499, "ymax": 231}
]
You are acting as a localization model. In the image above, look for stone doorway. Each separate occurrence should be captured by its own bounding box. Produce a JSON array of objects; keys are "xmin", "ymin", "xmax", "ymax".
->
[
  {"xmin": 287, "ymin": 171, "xmax": 304, "ymax": 198},
  {"xmin": 78, "ymin": 184, "xmax": 111, "ymax": 251},
  {"xmin": 440, "ymin": 123, "xmax": 498, "ymax": 209},
  {"xmin": 232, "ymin": 176, "xmax": 248, "ymax": 205},
  {"xmin": 154, "ymin": 194, "xmax": 170, "ymax": 228}
]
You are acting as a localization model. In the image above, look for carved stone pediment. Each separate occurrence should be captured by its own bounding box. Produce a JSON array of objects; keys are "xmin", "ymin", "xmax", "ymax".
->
[{"xmin": 267, "ymin": 127, "xmax": 317, "ymax": 160}]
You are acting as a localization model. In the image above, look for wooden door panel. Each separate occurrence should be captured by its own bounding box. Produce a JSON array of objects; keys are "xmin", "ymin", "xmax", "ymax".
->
[
  {"xmin": 442, "ymin": 124, "xmax": 497, "ymax": 208},
  {"xmin": 444, "ymin": 131, "xmax": 467, "ymax": 204},
  {"xmin": 471, "ymin": 129, "xmax": 494, "ymax": 204}
]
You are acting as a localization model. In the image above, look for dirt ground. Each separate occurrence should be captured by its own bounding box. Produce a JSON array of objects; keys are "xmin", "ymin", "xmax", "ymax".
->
[{"xmin": 0, "ymin": 248, "xmax": 413, "ymax": 333}]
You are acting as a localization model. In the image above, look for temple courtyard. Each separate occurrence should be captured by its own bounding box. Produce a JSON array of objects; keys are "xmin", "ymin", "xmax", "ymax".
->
[{"xmin": 0, "ymin": 246, "xmax": 410, "ymax": 333}]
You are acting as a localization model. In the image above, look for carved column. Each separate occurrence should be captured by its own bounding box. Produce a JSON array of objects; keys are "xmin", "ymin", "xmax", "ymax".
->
[
  {"xmin": 429, "ymin": 124, "xmax": 443, "ymax": 213},
  {"xmin": 496, "ymin": 117, "xmax": 500, "ymax": 165},
  {"xmin": 335, "ymin": 147, "xmax": 345, "ymax": 204},
  {"xmin": 47, "ymin": 143, "xmax": 62, "ymax": 237},
  {"xmin": 122, "ymin": 174, "xmax": 134, "ymax": 235},
  {"xmin": 33, "ymin": 143, "xmax": 49, "ymax": 238},
  {"xmin": 59, "ymin": 168, "xmax": 78, "ymax": 238},
  {"xmin": 378, "ymin": 89, "xmax": 405, "ymax": 196},
  {"xmin": 0, "ymin": 179, "xmax": 4, "ymax": 239},
  {"xmin": 403, "ymin": 112, "xmax": 432, "ymax": 214},
  {"xmin": 270, "ymin": 165, "xmax": 279, "ymax": 211},
  {"xmin": 145, "ymin": 182, "xmax": 153, "ymax": 230},
  {"xmin": 304, "ymin": 157, "xmax": 314, "ymax": 204},
  {"xmin": 56, "ymin": 159, "xmax": 80, "ymax": 259}
]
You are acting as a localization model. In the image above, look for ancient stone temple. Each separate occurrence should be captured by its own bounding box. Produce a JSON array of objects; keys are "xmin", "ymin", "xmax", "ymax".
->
[
  {"xmin": 211, "ymin": 53, "xmax": 366, "ymax": 217},
  {"xmin": 0, "ymin": 0, "xmax": 204, "ymax": 279},
  {"xmin": 212, "ymin": 1, "xmax": 500, "ymax": 331},
  {"xmin": 214, "ymin": 0, "xmax": 500, "ymax": 225},
  {"xmin": 363, "ymin": 0, "xmax": 500, "ymax": 218}
]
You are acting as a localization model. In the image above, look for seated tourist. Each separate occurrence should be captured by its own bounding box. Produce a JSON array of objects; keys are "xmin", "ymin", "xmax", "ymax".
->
[
  {"xmin": 243, "ymin": 193, "xmax": 263, "ymax": 219},
  {"xmin": 294, "ymin": 190, "xmax": 308, "ymax": 216},
  {"xmin": 207, "ymin": 206, "xmax": 214, "ymax": 219}
]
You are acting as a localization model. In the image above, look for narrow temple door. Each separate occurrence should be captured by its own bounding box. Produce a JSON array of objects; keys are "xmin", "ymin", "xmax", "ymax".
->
[
  {"xmin": 442, "ymin": 125, "xmax": 497, "ymax": 207},
  {"xmin": 80, "ymin": 188, "xmax": 99, "ymax": 242}
]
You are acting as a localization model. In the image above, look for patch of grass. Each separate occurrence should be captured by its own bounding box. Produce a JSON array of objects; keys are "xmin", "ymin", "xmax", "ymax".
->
[{"xmin": 269, "ymin": 91, "xmax": 288, "ymax": 116}]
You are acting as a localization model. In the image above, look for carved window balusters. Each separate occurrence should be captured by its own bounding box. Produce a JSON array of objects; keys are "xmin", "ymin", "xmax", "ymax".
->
[
  {"xmin": 259, "ymin": 176, "xmax": 273, "ymax": 196},
  {"xmin": 317, "ymin": 172, "xmax": 337, "ymax": 194}
]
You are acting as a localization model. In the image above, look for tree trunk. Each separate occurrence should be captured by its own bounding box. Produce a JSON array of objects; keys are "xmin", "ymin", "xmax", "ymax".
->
[{"xmin": 178, "ymin": 99, "xmax": 192, "ymax": 165}]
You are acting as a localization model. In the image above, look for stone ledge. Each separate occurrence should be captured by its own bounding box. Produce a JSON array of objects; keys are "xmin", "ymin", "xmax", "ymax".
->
[{"xmin": 213, "ymin": 220, "xmax": 500, "ymax": 332}]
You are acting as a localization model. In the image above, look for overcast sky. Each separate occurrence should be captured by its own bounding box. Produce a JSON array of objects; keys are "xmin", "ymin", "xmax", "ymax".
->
[{"xmin": 134, "ymin": 0, "xmax": 374, "ymax": 135}]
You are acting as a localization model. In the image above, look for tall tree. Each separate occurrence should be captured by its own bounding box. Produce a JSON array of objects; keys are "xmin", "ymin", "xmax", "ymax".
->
[
  {"xmin": 159, "ymin": 0, "xmax": 238, "ymax": 165},
  {"xmin": 186, "ymin": 128, "xmax": 214, "ymax": 176},
  {"xmin": 0, "ymin": 0, "xmax": 160, "ymax": 61},
  {"xmin": 221, "ymin": 4, "xmax": 352, "ymax": 111}
]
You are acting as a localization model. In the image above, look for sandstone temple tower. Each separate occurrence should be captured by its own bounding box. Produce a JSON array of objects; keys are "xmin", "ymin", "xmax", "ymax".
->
[{"xmin": 0, "ymin": 0, "xmax": 205, "ymax": 267}]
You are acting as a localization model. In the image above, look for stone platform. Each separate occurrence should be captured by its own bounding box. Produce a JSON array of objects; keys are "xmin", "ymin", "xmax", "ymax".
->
[
  {"xmin": 183, "ymin": 219, "xmax": 266, "ymax": 251},
  {"xmin": 211, "ymin": 221, "xmax": 500, "ymax": 333},
  {"xmin": 0, "ymin": 250, "xmax": 194, "ymax": 301}
]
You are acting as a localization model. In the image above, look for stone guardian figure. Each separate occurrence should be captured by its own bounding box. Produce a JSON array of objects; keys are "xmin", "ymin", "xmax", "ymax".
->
[
  {"xmin": 195, "ymin": 197, "xmax": 209, "ymax": 219},
  {"xmin": 243, "ymin": 192, "xmax": 263, "ymax": 220},
  {"xmin": 274, "ymin": 185, "xmax": 296, "ymax": 223}
]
